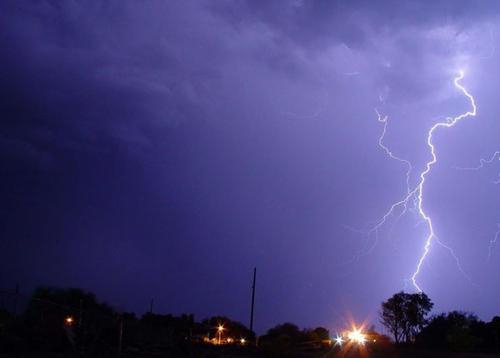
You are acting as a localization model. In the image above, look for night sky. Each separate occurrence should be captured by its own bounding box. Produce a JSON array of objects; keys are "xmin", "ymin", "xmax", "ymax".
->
[{"xmin": 1, "ymin": 1, "xmax": 499, "ymax": 334}]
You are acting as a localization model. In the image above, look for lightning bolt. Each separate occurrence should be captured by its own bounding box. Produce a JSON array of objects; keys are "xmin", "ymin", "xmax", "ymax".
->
[
  {"xmin": 411, "ymin": 70, "xmax": 477, "ymax": 291},
  {"xmin": 488, "ymin": 225, "xmax": 500, "ymax": 262},
  {"xmin": 455, "ymin": 150, "xmax": 500, "ymax": 184},
  {"xmin": 456, "ymin": 150, "xmax": 500, "ymax": 260},
  {"xmin": 372, "ymin": 70, "xmax": 477, "ymax": 292},
  {"xmin": 375, "ymin": 109, "xmax": 413, "ymax": 193},
  {"xmin": 342, "ymin": 110, "xmax": 415, "ymax": 262}
]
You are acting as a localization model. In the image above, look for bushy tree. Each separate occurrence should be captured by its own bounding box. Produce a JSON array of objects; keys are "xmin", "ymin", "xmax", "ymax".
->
[
  {"xmin": 259, "ymin": 323, "xmax": 330, "ymax": 357},
  {"xmin": 380, "ymin": 291, "xmax": 433, "ymax": 343},
  {"xmin": 417, "ymin": 311, "xmax": 484, "ymax": 352},
  {"xmin": 485, "ymin": 316, "xmax": 500, "ymax": 352},
  {"xmin": 381, "ymin": 292, "xmax": 406, "ymax": 343},
  {"xmin": 307, "ymin": 327, "xmax": 330, "ymax": 341}
]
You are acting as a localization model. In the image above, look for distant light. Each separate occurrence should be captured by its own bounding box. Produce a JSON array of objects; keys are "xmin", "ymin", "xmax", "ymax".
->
[
  {"xmin": 334, "ymin": 334, "xmax": 344, "ymax": 345},
  {"xmin": 217, "ymin": 325, "xmax": 224, "ymax": 332},
  {"xmin": 240, "ymin": 338, "xmax": 246, "ymax": 345},
  {"xmin": 347, "ymin": 327, "xmax": 366, "ymax": 345},
  {"xmin": 65, "ymin": 316, "xmax": 74, "ymax": 325}
]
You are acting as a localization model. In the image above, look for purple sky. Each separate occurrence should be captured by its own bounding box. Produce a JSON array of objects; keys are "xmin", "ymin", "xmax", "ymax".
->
[{"xmin": 1, "ymin": 1, "xmax": 499, "ymax": 334}]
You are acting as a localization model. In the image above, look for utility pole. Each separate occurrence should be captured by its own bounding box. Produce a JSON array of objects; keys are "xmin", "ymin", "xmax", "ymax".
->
[
  {"xmin": 78, "ymin": 299, "xmax": 83, "ymax": 328},
  {"xmin": 149, "ymin": 299, "xmax": 154, "ymax": 314},
  {"xmin": 249, "ymin": 268, "xmax": 256, "ymax": 333},
  {"xmin": 117, "ymin": 314, "xmax": 123, "ymax": 357},
  {"xmin": 13, "ymin": 283, "xmax": 19, "ymax": 316}
]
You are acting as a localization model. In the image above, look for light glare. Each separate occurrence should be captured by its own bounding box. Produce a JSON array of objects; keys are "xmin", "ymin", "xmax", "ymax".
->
[{"xmin": 347, "ymin": 327, "xmax": 366, "ymax": 345}]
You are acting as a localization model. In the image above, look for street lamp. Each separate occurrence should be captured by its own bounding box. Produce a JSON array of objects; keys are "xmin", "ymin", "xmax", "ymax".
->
[
  {"xmin": 347, "ymin": 327, "xmax": 366, "ymax": 345},
  {"xmin": 334, "ymin": 334, "xmax": 344, "ymax": 346},
  {"xmin": 65, "ymin": 316, "xmax": 74, "ymax": 326},
  {"xmin": 217, "ymin": 325, "xmax": 224, "ymax": 345}
]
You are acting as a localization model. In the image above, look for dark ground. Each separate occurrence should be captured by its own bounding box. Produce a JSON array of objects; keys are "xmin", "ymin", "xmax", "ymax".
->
[{"xmin": 1, "ymin": 347, "xmax": 500, "ymax": 358}]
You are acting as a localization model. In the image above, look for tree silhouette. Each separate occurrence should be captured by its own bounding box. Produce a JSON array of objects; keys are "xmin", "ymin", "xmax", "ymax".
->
[
  {"xmin": 24, "ymin": 286, "xmax": 116, "ymax": 352},
  {"xmin": 380, "ymin": 291, "xmax": 433, "ymax": 343},
  {"xmin": 201, "ymin": 316, "xmax": 255, "ymax": 343},
  {"xmin": 417, "ymin": 311, "xmax": 485, "ymax": 352}
]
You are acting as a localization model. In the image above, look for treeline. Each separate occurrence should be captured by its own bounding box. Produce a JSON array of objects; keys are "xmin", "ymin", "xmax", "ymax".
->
[
  {"xmin": 258, "ymin": 323, "xmax": 331, "ymax": 356},
  {"xmin": 3, "ymin": 285, "xmax": 500, "ymax": 356},
  {"xmin": 0, "ymin": 286, "xmax": 330, "ymax": 357},
  {"xmin": 381, "ymin": 291, "xmax": 500, "ymax": 354},
  {"xmin": 418, "ymin": 311, "xmax": 500, "ymax": 353},
  {"xmin": 0, "ymin": 286, "xmax": 255, "ymax": 356}
]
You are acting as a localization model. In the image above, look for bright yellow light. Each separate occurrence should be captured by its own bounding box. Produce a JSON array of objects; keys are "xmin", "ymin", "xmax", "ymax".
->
[
  {"xmin": 217, "ymin": 325, "xmax": 224, "ymax": 332},
  {"xmin": 240, "ymin": 338, "xmax": 246, "ymax": 344},
  {"xmin": 347, "ymin": 327, "xmax": 366, "ymax": 345},
  {"xmin": 65, "ymin": 316, "xmax": 74, "ymax": 325}
]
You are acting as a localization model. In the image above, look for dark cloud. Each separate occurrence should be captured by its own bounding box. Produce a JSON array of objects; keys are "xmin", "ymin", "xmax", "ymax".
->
[
  {"xmin": 212, "ymin": 0, "xmax": 500, "ymax": 48},
  {"xmin": 0, "ymin": 1, "xmax": 231, "ymax": 157}
]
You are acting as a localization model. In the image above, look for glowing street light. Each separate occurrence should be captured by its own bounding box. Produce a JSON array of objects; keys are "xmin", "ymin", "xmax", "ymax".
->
[
  {"xmin": 240, "ymin": 338, "xmax": 246, "ymax": 345},
  {"xmin": 334, "ymin": 334, "xmax": 344, "ymax": 346},
  {"xmin": 64, "ymin": 316, "xmax": 74, "ymax": 326},
  {"xmin": 347, "ymin": 327, "xmax": 366, "ymax": 345},
  {"xmin": 217, "ymin": 324, "xmax": 224, "ymax": 345}
]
